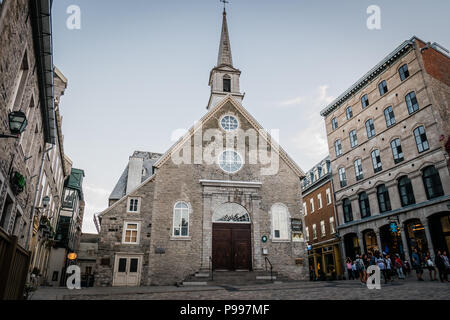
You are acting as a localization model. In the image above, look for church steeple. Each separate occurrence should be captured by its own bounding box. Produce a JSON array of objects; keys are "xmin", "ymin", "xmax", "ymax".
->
[
  {"xmin": 207, "ymin": 6, "xmax": 244, "ymax": 110},
  {"xmin": 217, "ymin": 9, "xmax": 233, "ymax": 67}
]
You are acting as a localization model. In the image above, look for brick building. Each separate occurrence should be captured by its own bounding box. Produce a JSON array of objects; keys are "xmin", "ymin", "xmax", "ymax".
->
[
  {"xmin": 320, "ymin": 36, "xmax": 450, "ymax": 263},
  {"xmin": 302, "ymin": 157, "xmax": 343, "ymax": 280},
  {"xmin": 95, "ymin": 9, "xmax": 308, "ymax": 287}
]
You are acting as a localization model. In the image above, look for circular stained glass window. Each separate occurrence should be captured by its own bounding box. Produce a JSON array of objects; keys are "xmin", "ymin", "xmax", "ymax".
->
[
  {"xmin": 220, "ymin": 115, "xmax": 238, "ymax": 131},
  {"xmin": 219, "ymin": 150, "xmax": 243, "ymax": 173}
]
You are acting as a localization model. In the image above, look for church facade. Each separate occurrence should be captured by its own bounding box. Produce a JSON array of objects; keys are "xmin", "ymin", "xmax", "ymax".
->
[{"xmin": 95, "ymin": 9, "xmax": 308, "ymax": 287}]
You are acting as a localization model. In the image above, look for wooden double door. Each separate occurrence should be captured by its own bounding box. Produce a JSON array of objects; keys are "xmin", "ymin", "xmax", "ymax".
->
[{"xmin": 212, "ymin": 223, "xmax": 252, "ymax": 271}]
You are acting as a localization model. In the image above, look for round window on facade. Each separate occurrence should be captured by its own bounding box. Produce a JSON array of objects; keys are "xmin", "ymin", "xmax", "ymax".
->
[
  {"xmin": 218, "ymin": 150, "xmax": 243, "ymax": 173},
  {"xmin": 220, "ymin": 115, "xmax": 239, "ymax": 131}
]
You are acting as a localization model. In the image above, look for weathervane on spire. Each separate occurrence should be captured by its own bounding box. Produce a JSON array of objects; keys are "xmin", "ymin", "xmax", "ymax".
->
[{"xmin": 220, "ymin": 0, "xmax": 229, "ymax": 13}]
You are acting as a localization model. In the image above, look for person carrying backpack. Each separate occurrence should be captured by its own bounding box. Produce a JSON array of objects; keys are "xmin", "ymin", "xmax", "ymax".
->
[{"xmin": 355, "ymin": 255, "xmax": 366, "ymax": 284}]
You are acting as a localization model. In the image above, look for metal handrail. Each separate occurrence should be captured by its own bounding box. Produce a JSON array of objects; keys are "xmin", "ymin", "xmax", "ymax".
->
[
  {"xmin": 264, "ymin": 256, "xmax": 273, "ymax": 282},
  {"xmin": 209, "ymin": 256, "xmax": 213, "ymax": 281}
]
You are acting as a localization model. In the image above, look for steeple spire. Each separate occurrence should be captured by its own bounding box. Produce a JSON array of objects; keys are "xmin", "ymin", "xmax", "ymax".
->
[
  {"xmin": 207, "ymin": 4, "xmax": 244, "ymax": 110},
  {"xmin": 217, "ymin": 7, "xmax": 233, "ymax": 67}
]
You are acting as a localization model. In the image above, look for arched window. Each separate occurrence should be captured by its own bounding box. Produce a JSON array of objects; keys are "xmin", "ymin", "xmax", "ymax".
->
[
  {"xmin": 365, "ymin": 119, "xmax": 375, "ymax": 138},
  {"xmin": 338, "ymin": 167, "xmax": 347, "ymax": 187},
  {"xmin": 377, "ymin": 184, "xmax": 391, "ymax": 213},
  {"xmin": 212, "ymin": 203, "xmax": 250, "ymax": 223},
  {"xmin": 414, "ymin": 126, "xmax": 429, "ymax": 153},
  {"xmin": 349, "ymin": 130, "xmax": 358, "ymax": 148},
  {"xmin": 378, "ymin": 80, "xmax": 388, "ymax": 96},
  {"xmin": 172, "ymin": 201, "xmax": 190, "ymax": 237},
  {"xmin": 354, "ymin": 158, "xmax": 363, "ymax": 181},
  {"xmin": 343, "ymin": 198, "xmax": 353, "ymax": 223},
  {"xmin": 223, "ymin": 75, "xmax": 231, "ymax": 92},
  {"xmin": 359, "ymin": 192, "xmax": 371, "ymax": 218},
  {"xmin": 361, "ymin": 94, "xmax": 369, "ymax": 108},
  {"xmin": 371, "ymin": 149, "xmax": 382, "ymax": 173},
  {"xmin": 422, "ymin": 166, "xmax": 444, "ymax": 200},
  {"xmin": 384, "ymin": 106, "xmax": 395, "ymax": 127},
  {"xmin": 391, "ymin": 138, "xmax": 404, "ymax": 164},
  {"xmin": 346, "ymin": 106, "xmax": 353, "ymax": 120},
  {"xmin": 335, "ymin": 139, "xmax": 342, "ymax": 157},
  {"xmin": 399, "ymin": 64, "xmax": 409, "ymax": 81},
  {"xmin": 398, "ymin": 176, "xmax": 415, "ymax": 207},
  {"xmin": 405, "ymin": 91, "xmax": 419, "ymax": 114},
  {"xmin": 271, "ymin": 203, "xmax": 290, "ymax": 240}
]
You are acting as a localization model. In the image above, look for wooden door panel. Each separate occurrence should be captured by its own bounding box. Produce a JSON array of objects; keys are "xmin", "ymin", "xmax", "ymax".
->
[
  {"xmin": 212, "ymin": 228, "xmax": 232, "ymax": 270},
  {"xmin": 232, "ymin": 227, "xmax": 251, "ymax": 270}
]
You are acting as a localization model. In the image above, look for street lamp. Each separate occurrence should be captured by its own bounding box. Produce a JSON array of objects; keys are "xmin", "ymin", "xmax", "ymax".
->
[{"xmin": 0, "ymin": 111, "xmax": 28, "ymax": 138}]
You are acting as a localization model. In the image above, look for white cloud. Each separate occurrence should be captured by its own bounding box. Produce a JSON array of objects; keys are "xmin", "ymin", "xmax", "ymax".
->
[
  {"xmin": 279, "ymin": 96, "xmax": 304, "ymax": 107},
  {"xmin": 290, "ymin": 85, "xmax": 334, "ymax": 169},
  {"xmin": 82, "ymin": 183, "xmax": 111, "ymax": 234}
]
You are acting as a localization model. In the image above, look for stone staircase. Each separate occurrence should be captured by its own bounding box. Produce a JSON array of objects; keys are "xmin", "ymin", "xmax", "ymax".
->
[{"xmin": 181, "ymin": 270, "xmax": 290, "ymax": 286}]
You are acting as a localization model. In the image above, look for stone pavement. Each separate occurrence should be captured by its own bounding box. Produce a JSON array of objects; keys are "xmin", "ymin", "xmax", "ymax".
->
[{"xmin": 31, "ymin": 277, "xmax": 450, "ymax": 300}]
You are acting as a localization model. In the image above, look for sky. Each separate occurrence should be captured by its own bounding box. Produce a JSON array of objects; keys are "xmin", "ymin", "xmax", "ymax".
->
[{"xmin": 50, "ymin": 0, "xmax": 450, "ymax": 233}]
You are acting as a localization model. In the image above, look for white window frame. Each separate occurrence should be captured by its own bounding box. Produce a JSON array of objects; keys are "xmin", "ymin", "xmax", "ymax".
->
[
  {"xmin": 302, "ymin": 202, "xmax": 307, "ymax": 216},
  {"xmin": 317, "ymin": 194, "xmax": 323, "ymax": 209},
  {"xmin": 270, "ymin": 203, "xmax": 290, "ymax": 241},
  {"xmin": 329, "ymin": 217, "xmax": 335, "ymax": 234},
  {"xmin": 172, "ymin": 201, "xmax": 190, "ymax": 238},
  {"xmin": 312, "ymin": 224, "xmax": 317, "ymax": 239},
  {"xmin": 122, "ymin": 221, "xmax": 141, "ymax": 244},
  {"xmin": 127, "ymin": 197, "xmax": 141, "ymax": 213},
  {"xmin": 320, "ymin": 220, "xmax": 326, "ymax": 237},
  {"xmin": 305, "ymin": 226, "xmax": 310, "ymax": 242},
  {"xmin": 309, "ymin": 198, "xmax": 314, "ymax": 213},
  {"xmin": 326, "ymin": 188, "xmax": 331, "ymax": 205}
]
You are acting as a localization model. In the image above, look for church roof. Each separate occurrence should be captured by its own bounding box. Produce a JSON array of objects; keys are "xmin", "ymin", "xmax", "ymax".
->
[
  {"xmin": 108, "ymin": 151, "xmax": 162, "ymax": 201},
  {"xmin": 153, "ymin": 95, "xmax": 306, "ymax": 178}
]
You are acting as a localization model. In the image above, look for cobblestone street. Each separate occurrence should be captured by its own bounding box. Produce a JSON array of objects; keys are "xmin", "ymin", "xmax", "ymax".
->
[{"xmin": 31, "ymin": 277, "xmax": 450, "ymax": 300}]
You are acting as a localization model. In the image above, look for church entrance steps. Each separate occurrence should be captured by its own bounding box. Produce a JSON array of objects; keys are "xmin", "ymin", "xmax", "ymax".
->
[{"xmin": 181, "ymin": 270, "xmax": 290, "ymax": 286}]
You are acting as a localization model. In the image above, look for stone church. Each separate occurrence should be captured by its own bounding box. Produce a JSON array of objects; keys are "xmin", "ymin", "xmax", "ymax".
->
[{"xmin": 95, "ymin": 9, "xmax": 308, "ymax": 286}]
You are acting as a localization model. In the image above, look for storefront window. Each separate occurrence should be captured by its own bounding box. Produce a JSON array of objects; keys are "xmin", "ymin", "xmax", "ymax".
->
[{"xmin": 405, "ymin": 219, "xmax": 428, "ymax": 257}]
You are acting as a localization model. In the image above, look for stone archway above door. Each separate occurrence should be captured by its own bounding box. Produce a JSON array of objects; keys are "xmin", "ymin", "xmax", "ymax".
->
[{"xmin": 212, "ymin": 202, "xmax": 251, "ymax": 223}]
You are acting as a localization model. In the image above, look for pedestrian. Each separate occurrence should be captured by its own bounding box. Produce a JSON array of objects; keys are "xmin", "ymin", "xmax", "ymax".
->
[
  {"xmin": 424, "ymin": 252, "xmax": 437, "ymax": 281},
  {"xmin": 346, "ymin": 258, "xmax": 354, "ymax": 280},
  {"xmin": 355, "ymin": 254, "xmax": 366, "ymax": 284},
  {"xmin": 385, "ymin": 254, "xmax": 393, "ymax": 282},
  {"xmin": 363, "ymin": 253, "xmax": 370, "ymax": 282},
  {"xmin": 443, "ymin": 251, "xmax": 450, "ymax": 282},
  {"xmin": 375, "ymin": 251, "xmax": 388, "ymax": 284},
  {"xmin": 404, "ymin": 260, "xmax": 411, "ymax": 276},
  {"xmin": 394, "ymin": 254, "xmax": 405, "ymax": 279},
  {"xmin": 435, "ymin": 250, "xmax": 446, "ymax": 283},
  {"xmin": 411, "ymin": 248, "xmax": 424, "ymax": 281},
  {"xmin": 352, "ymin": 261, "xmax": 358, "ymax": 280}
]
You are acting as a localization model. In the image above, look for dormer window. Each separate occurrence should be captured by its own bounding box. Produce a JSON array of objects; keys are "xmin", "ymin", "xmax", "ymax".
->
[
  {"xmin": 223, "ymin": 75, "xmax": 231, "ymax": 92},
  {"xmin": 127, "ymin": 197, "xmax": 140, "ymax": 213}
]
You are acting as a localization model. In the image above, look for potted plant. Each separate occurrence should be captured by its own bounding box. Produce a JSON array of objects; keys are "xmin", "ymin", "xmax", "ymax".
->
[{"xmin": 10, "ymin": 171, "xmax": 26, "ymax": 195}]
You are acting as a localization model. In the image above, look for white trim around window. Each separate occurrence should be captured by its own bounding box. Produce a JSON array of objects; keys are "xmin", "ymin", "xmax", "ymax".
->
[
  {"xmin": 171, "ymin": 201, "xmax": 191, "ymax": 239},
  {"xmin": 270, "ymin": 203, "xmax": 290, "ymax": 242},
  {"xmin": 122, "ymin": 221, "xmax": 141, "ymax": 245},
  {"xmin": 127, "ymin": 197, "xmax": 141, "ymax": 213}
]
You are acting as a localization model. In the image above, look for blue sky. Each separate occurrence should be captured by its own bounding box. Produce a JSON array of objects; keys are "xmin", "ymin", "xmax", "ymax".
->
[{"xmin": 51, "ymin": 0, "xmax": 450, "ymax": 233}]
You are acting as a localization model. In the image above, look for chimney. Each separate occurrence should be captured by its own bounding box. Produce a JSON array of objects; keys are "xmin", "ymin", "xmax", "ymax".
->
[{"xmin": 126, "ymin": 156, "xmax": 144, "ymax": 194}]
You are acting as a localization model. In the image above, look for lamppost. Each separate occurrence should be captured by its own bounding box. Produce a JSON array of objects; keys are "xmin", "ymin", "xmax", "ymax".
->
[{"xmin": 0, "ymin": 111, "xmax": 28, "ymax": 138}]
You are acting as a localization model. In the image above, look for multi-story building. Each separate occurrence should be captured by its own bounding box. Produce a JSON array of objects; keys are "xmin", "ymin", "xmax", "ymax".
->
[
  {"xmin": 0, "ymin": 0, "xmax": 59, "ymax": 249},
  {"xmin": 47, "ymin": 167, "xmax": 85, "ymax": 287},
  {"xmin": 302, "ymin": 157, "xmax": 343, "ymax": 280},
  {"xmin": 27, "ymin": 67, "xmax": 70, "ymax": 283},
  {"xmin": 320, "ymin": 36, "xmax": 450, "ymax": 264}
]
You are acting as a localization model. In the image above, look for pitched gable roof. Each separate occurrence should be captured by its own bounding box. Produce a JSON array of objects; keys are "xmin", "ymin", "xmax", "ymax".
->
[{"xmin": 154, "ymin": 95, "xmax": 305, "ymax": 178}]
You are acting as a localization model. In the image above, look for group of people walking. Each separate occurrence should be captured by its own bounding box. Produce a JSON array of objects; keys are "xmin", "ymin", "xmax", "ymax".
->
[{"xmin": 345, "ymin": 249, "xmax": 450, "ymax": 284}]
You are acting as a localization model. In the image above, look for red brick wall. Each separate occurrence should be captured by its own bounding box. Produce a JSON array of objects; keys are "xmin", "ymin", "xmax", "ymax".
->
[{"xmin": 416, "ymin": 39, "xmax": 450, "ymax": 86}]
